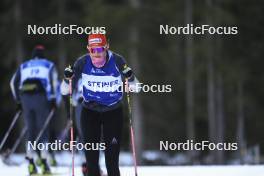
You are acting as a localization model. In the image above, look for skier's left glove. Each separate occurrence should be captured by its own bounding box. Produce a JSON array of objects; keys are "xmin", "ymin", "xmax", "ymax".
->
[
  {"xmin": 122, "ymin": 64, "xmax": 133, "ymax": 79},
  {"xmin": 16, "ymin": 102, "xmax": 22, "ymax": 111}
]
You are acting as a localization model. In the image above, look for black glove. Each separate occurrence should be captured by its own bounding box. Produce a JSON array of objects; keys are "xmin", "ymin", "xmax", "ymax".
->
[
  {"xmin": 64, "ymin": 65, "xmax": 74, "ymax": 79},
  {"xmin": 16, "ymin": 103, "xmax": 22, "ymax": 111},
  {"xmin": 50, "ymin": 99, "xmax": 57, "ymax": 110},
  {"xmin": 122, "ymin": 65, "xmax": 133, "ymax": 79}
]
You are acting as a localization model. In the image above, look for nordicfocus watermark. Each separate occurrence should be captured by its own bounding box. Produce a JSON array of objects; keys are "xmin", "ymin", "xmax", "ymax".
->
[
  {"xmin": 160, "ymin": 24, "xmax": 238, "ymax": 35},
  {"xmin": 160, "ymin": 140, "xmax": 238, "ymax": 151},
  {"xmin": 84, "ymin": 81, "xmax": 172, "ymax": 93},
  {"xmin": 27, "ymin": 24, "xmax": 106, "ymax": 35},
  {"xmin": 27, "ymin": 140, "xmax": 106, "ymax": 151}
]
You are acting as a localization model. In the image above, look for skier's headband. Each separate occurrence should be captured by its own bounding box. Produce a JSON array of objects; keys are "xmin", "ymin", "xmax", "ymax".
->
[{"xmin": 88, "ymin": 34, "xmax": 107, "ymax": 48}]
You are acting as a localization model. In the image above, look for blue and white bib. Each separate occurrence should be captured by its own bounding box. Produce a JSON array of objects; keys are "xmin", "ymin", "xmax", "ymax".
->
[
  {"xmin": 20, "ymin": 59, "xmax": 53, "ymax": 99},
  {"xmin": 82, "ymin": 52, "xmax": 123, "ymax": 106}
]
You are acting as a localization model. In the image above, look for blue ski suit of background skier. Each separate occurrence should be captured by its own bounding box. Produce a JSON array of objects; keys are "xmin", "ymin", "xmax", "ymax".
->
[{"xmin": 10, "ymin": 45, "xmax": 59, "ymax": 175}]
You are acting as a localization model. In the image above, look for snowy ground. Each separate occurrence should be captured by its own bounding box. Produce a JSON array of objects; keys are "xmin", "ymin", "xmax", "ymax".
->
[
  {"xmin": 1, "ymin": 164, "xmax": 264, "ymax": 176},
  {"xmin": 1, "ymin": 153, "xmax": 264, "ymax": 176}
]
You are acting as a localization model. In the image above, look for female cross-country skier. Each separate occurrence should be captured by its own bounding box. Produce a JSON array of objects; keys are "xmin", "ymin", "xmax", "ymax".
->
[{"xmin": 61, "ymin": 33, "xmax": 140, "ymax": 176}]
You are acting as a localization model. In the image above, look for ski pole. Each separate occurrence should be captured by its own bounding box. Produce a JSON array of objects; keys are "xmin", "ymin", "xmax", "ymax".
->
[
  {"xmin": 69, "ymin": 78, "xmax": 75, "ymax": 176},
  {"xmin": 34, "ymin": 109, "xmax": 55, "ymax": 144},
  {"xmin": 0, "ymin": 110, "xmax": 22, "ymax": 151},
  {"xmin": 4, "ymin": 126, "xmax": 27, "ymax": 160},
  {"xmin": 125, "ymin": 79, "xmax": 138, "ymax": 176}
]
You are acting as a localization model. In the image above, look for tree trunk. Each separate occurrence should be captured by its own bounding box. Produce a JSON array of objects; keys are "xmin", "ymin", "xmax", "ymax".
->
[
  {"xmin": 215, "ymin": 73, "xmax": 224, "ymax": 164},
  {"xmin": 128, "ymin": 0, "xmax": 143, "ymax": 165},
  {"xmin": 56, "ymin": 0, "xmax": 67, "ymax": 139},
  {"xmin": 236, "ymin": 80, "xmax": 246, "ymax": 164},
  {"xmin": 14, "ymin": 0, "xmax": 24, "ymax": 153},
  {"xmin": 206, "ymin": 0, "xmax": 216, "ymax": 164},
  {"xmin": 185, "ymin": 0, "xmax": 195, "ymax": 163},
  {"xmin": 14, "ymin": 0, "xmax": 23, "ymax": 66},
  {"xmin": 214, "ymin": 0, "xmax": 225, "ymax": 164},
  {"xmin": 58, "ymin": 0, "xmax": 66, "ymax": 74}
]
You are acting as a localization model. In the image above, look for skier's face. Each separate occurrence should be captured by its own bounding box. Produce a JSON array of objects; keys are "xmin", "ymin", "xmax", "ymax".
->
[{"xmin": 88, "ymin": 46, "xmax": 107, "ymax": 68}]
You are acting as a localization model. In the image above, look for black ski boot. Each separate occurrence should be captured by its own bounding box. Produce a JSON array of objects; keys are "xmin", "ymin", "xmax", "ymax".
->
[
  {"xmin": 40, "ymin": 158, "xmax": 51, "ymax": 174},
  {"xmin": 82, "ymin": 162, "xmax": 88, "ymax": 176}
]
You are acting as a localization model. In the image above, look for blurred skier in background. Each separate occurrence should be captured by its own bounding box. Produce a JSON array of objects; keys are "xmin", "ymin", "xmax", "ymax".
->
[{"xmin": 10, "ymin": 45, "xmax": 59, "ymax": 175}]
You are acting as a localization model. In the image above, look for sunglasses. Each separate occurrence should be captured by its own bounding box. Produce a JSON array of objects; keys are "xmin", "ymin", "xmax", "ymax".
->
[{"xmin": 89, "ymin": 47, "xmax": 106, "ymax": 54}]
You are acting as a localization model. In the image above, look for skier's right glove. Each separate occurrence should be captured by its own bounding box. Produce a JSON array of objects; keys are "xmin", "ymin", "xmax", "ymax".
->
[
  {"xmin": 16, "ymin": 103, "xmax": 22, "ymax": 111},
  {"xmin": 64, "ymin": 65, "xmax": 74, "ymax": 80}
]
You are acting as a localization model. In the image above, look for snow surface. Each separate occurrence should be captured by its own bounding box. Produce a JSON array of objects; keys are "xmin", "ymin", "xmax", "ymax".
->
[
  {"xmin": 1, "ymin": 163, "xmax": 264, "ymax": 176},
  {"xmin": 1, "ymin": 153, "xmax": 264, "ymax": 176}
]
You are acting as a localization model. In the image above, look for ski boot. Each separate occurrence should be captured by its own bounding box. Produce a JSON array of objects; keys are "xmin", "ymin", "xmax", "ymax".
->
[
  {"xmin": 26, "ymin": 157, "xmax": 38, "ymax": 175},
  {"xmin": 82, "ymin": 162, "xmax": 88, "ymax": 176},
  {"xmin": 49, "ymin": 155, "xmax": 58, "ymax": 166},
  {"xmin": 40, "ymin": 158, "xmax": 51, "ymax": 174},
  {"xmin": 36, "ymin": 157, "xmax": 42, "ymax": 166},
  {"xmin": 50, "ymin": 157, "xmax": 57, "ymax": 166}
]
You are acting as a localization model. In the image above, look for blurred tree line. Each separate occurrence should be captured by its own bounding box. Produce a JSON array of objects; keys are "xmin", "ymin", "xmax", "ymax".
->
[{"xmin": 0, "ymin": 0, "xmax": 264, "ymax": 165}]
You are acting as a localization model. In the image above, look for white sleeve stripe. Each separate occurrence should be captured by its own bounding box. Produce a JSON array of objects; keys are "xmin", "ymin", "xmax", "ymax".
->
[{"xmin": 10, "ymin": 74, "xmax": 17, "ymax": 100}]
